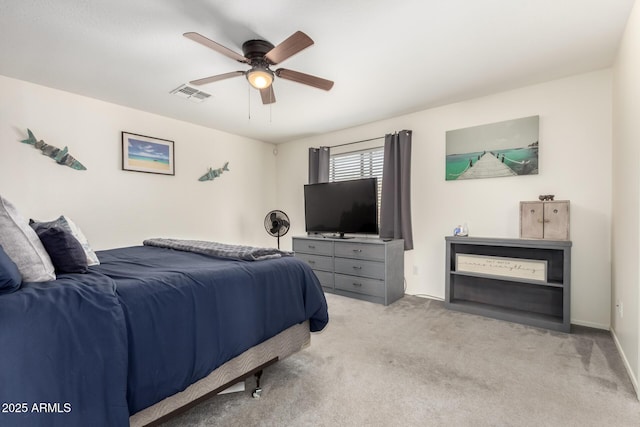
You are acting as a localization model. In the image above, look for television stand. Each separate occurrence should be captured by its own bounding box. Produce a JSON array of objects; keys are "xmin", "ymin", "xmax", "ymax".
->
[{"xmin": 293, "ymin": 236, "xmax": 405, "ymax": 306}]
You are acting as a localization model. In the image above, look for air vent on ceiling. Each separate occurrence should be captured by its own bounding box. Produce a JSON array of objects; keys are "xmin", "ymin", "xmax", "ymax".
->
[{"xmin": 170, "ymin": 84, "xmax": 212, "ymax": 103}]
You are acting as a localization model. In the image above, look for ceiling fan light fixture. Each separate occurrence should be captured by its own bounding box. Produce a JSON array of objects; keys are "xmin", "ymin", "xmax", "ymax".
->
[
  {"xmin": 184, "ymin": 31, "xmax": 334, "ymax": 104},
  {"xmin": 246, "ymin": 68, "xmax": 274, "ymax": 89}
]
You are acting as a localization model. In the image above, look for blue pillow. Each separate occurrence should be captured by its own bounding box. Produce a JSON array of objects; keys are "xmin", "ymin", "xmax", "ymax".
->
[
  {"xmin": 34, "ymin": 227, "xmax": 88, "ymax": 274},
  {"xmin": 0, "ymin": 244, "xmax": 22, "ymax": 294}
]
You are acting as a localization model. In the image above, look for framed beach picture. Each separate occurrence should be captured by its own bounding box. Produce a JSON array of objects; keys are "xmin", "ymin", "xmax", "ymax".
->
[
  {"xmin": 122, "ymin": 132, "xmax": 175, "ymax": 175},
  {"xmin": 445, "ymin": 115, "xmax": 539, "ymax": 181}
]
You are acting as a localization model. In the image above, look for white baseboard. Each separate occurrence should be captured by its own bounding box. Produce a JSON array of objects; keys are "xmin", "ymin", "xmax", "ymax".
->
[
  {"xmin": 571, "ymin": 319, "xmax": 610, "ymax": 330},
  {"xmin": 611, "ymin": 327, "xmax": 639, "ymax": 401},
  {"xmin": 411, "ymin": 293, "xmax": 444, "ymax": 301}
]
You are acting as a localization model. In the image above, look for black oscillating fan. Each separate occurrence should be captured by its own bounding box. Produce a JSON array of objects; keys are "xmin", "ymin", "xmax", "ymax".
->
[{"xmin": 264, "ymin": 210, "xmax": 290, "ymax": 249}]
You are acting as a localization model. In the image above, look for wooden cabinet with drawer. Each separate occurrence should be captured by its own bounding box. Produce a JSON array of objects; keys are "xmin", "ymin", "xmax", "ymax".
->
[
  {"xmin": 520, "ymin": 200, "xmax": 570, "ymax": 240},
  {"xmin": 293, "ymin": 236, "xmax": 404, "ymax": 306}
]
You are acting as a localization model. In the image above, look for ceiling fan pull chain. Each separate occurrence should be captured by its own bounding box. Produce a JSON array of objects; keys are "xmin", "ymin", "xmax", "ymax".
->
[{"xmin": 248, "ymin": 83, "xmax": 251, "ymax": 120}]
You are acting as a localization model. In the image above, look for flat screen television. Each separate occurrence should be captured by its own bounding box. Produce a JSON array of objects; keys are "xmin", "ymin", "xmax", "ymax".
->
[{"xmin": 304, "ymin": 178, "xmax": 378, "ymax": 237}]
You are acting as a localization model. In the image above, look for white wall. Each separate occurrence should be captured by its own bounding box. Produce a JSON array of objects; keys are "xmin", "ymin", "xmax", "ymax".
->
[
  {"xmin": 0, "ymin": 65, "xmax": 619, "ymax": 334},
  {"xmin": 277, "ymin": 70, "xmax": 613, "ymax": 329},
  {"xmin": 612, "ymin": 0, "xmax": 640, "ymax": 396},
  {"xmin": 0, "ymin": 75, "xmax": 278, "ymax": 250}
]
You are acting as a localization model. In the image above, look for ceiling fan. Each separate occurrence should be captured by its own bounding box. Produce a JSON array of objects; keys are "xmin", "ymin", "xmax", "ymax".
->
[{"xmin": 184, "ymin": 31, "xmax": 334, "ymax": 104}]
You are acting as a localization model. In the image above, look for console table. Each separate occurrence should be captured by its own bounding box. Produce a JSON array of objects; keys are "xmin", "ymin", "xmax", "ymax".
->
[
  {"xmin": 445, "ymin": 236, "xmax": 571, "ymax": 332},
  {"xmin": 293, "ymin": 236, "xmax": 404, "ymax": 306}
]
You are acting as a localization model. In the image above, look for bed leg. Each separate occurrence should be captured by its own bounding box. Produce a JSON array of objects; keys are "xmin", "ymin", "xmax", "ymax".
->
[{"xmin": 252, "ymin": 370, "xmax": 263, "ymax": 398}]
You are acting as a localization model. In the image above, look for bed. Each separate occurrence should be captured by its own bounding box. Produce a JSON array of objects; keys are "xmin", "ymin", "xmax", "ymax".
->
[{"xmin": 0, "ymin": 243, "xmax": 328, "ymax": 427}]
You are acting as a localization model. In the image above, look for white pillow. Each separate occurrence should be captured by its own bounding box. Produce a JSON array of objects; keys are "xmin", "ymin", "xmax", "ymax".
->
[
  {"xmin": 0, "ymin": 196, "xmax": 56, "ymax": 282},
  {"xmin": 62, "ymin": 216, "xmax": 100, "ymax": 266}
]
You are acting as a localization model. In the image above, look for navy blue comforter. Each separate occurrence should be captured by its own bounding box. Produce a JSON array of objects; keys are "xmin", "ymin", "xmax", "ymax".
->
[{"xmin": 0, "ymin": 246, "xmax": 328, "ymax": 427}]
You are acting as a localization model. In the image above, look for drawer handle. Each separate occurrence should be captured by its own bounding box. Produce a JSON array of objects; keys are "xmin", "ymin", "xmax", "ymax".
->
[
  {"xmin": 352, "ymin": 266, "xmax": 362, "ymax": 270},
  {"xmin": 352, "ymin": 282, "xmax": 362, "ymax": 287},
  {"xmin": 537, "ymin": 219, "xmax": 551, "ymax": 223},
  {"xmin": 308, "ymin": 245, "xmax": 316, "ymax": 249},
  {"xmin": 352, "ymin": 249, "xmax": 362, "ymax": 253},
  {"xmin": 308, "ymin": 260, "xmax": 316, "ymax": 265}
]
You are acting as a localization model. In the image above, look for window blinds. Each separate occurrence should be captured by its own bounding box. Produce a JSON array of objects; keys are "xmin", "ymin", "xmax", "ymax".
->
[{"xmin": 329, "ymin": 147, "xmax": 384, "ymax": 217}]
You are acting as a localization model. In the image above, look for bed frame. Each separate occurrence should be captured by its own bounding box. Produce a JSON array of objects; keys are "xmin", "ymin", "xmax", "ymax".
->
[{"xmin": 130, "ymin": 321, "xmax": 310, "ymax": 426}]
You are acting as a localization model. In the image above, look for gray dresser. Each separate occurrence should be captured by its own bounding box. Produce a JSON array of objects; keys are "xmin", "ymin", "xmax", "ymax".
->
[{"xmin": 293, "ymin": 236, "xmax": 405, "ymax": 306}]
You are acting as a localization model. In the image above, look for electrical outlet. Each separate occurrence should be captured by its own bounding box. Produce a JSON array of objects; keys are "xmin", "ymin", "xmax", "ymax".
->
[
  {"xmin": 619, "ymin": 301, "xmax": 623, "ymax": 318},
  {"xmin": 616, "ymin": 300, "xmax": 623, "ymax": 318}
]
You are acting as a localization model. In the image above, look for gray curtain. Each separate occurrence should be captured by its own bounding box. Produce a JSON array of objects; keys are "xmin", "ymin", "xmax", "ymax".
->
[
  {"xmin": 308, "ymin": 146, "xmax": 330, "ymax": 184},
  {"xmin": 380, "ymin": 130, "xmax": 413, "ymax": 250}
]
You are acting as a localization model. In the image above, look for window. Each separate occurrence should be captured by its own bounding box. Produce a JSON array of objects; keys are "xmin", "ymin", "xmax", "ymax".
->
[{"xmin": 329, "ymin": 147, "xmax": 384, "ymax": 220}]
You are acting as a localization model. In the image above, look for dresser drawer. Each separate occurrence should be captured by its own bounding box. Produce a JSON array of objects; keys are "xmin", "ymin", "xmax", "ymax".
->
[
  {"xmin": 334, "ymin": 257, "xmax": 385, "ymax": 280},
  {"xmin": 293, "ymin": 239, "xmax": 334, "ymax": 256},
  {"xmin": 335, "ymin": 273, "xmax": 384, "ymax": 297},
  {"xmin": 312, "ymin": 270, "xmax": 334, "ymax": 289},
  {"xmin": 295, "ymin": 253, "xmax": 333, "ymax": 272},
  {"xmin": 334, "ymin": 242, "xmax": 385, "ymax": 261},
  {"xmin": 292, "ymin": 236, "xmax": 404, "ymax": 306}
]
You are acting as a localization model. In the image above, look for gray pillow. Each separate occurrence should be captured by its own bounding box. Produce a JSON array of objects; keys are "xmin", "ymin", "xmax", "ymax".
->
[{"xmin": 0, "ymin": 195, "xmax": 56, "ymax": 282}]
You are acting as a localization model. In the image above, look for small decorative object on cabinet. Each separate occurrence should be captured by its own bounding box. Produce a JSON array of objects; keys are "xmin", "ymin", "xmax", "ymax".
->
[
  {"xmin": 293, "ymin": 236, "xmax": 404, "ymax": 306},
  {"xmin": 453, "ymin": 223, "xmax": 468, "ymax": 237},
  {"xmin": 445, "ymin": 236, "xmax": 571, "ymax": 332},
  {"xmin": 520, "ymin": 200, "xmax": 569, "ymax": 240}
]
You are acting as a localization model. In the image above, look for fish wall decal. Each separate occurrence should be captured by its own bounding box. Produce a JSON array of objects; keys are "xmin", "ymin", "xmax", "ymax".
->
[
  {"xmin": 198, "ymin": 162, "xmax": 229, "ymax": 181},
  {"xmin": 21, "ymin": 129, "xmax": 87, "ymax": 170}
]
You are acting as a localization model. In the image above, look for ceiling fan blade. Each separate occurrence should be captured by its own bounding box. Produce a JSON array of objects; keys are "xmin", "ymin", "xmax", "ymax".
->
[
  {"xmin": 275, "ymin": 69, "xmax": 334, "ymax": 91},
  {"xmin": 190, "ymin": 71, "xmax": 244, "ymax": 86},
  {"xmin": 265, "ymin": 31, "xmax": 314, "ymax": 65},
  {"xmin": 260, "ymin": 85, "xmax": 276, "ymax": 104},
  {"xmin": 184, "ymin": 32, "xmax": 248, "ymax": 63}
]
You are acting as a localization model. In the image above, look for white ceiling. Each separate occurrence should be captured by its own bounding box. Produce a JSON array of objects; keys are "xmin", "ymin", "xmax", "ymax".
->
[{"xmin": 0, "ymin": 0, "xmax": 634, "ymax": 143}]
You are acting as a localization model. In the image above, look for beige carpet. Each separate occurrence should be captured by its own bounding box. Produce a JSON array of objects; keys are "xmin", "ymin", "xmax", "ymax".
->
[{"xmin": 162, "ymin": 293, "xmax": 640, "ymax": 426}]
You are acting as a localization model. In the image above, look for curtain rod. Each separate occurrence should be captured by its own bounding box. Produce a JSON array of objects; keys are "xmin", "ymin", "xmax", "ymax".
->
[{"xmin": 329, "ymin": 136, "xmax": 384, "ymax": 148}]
